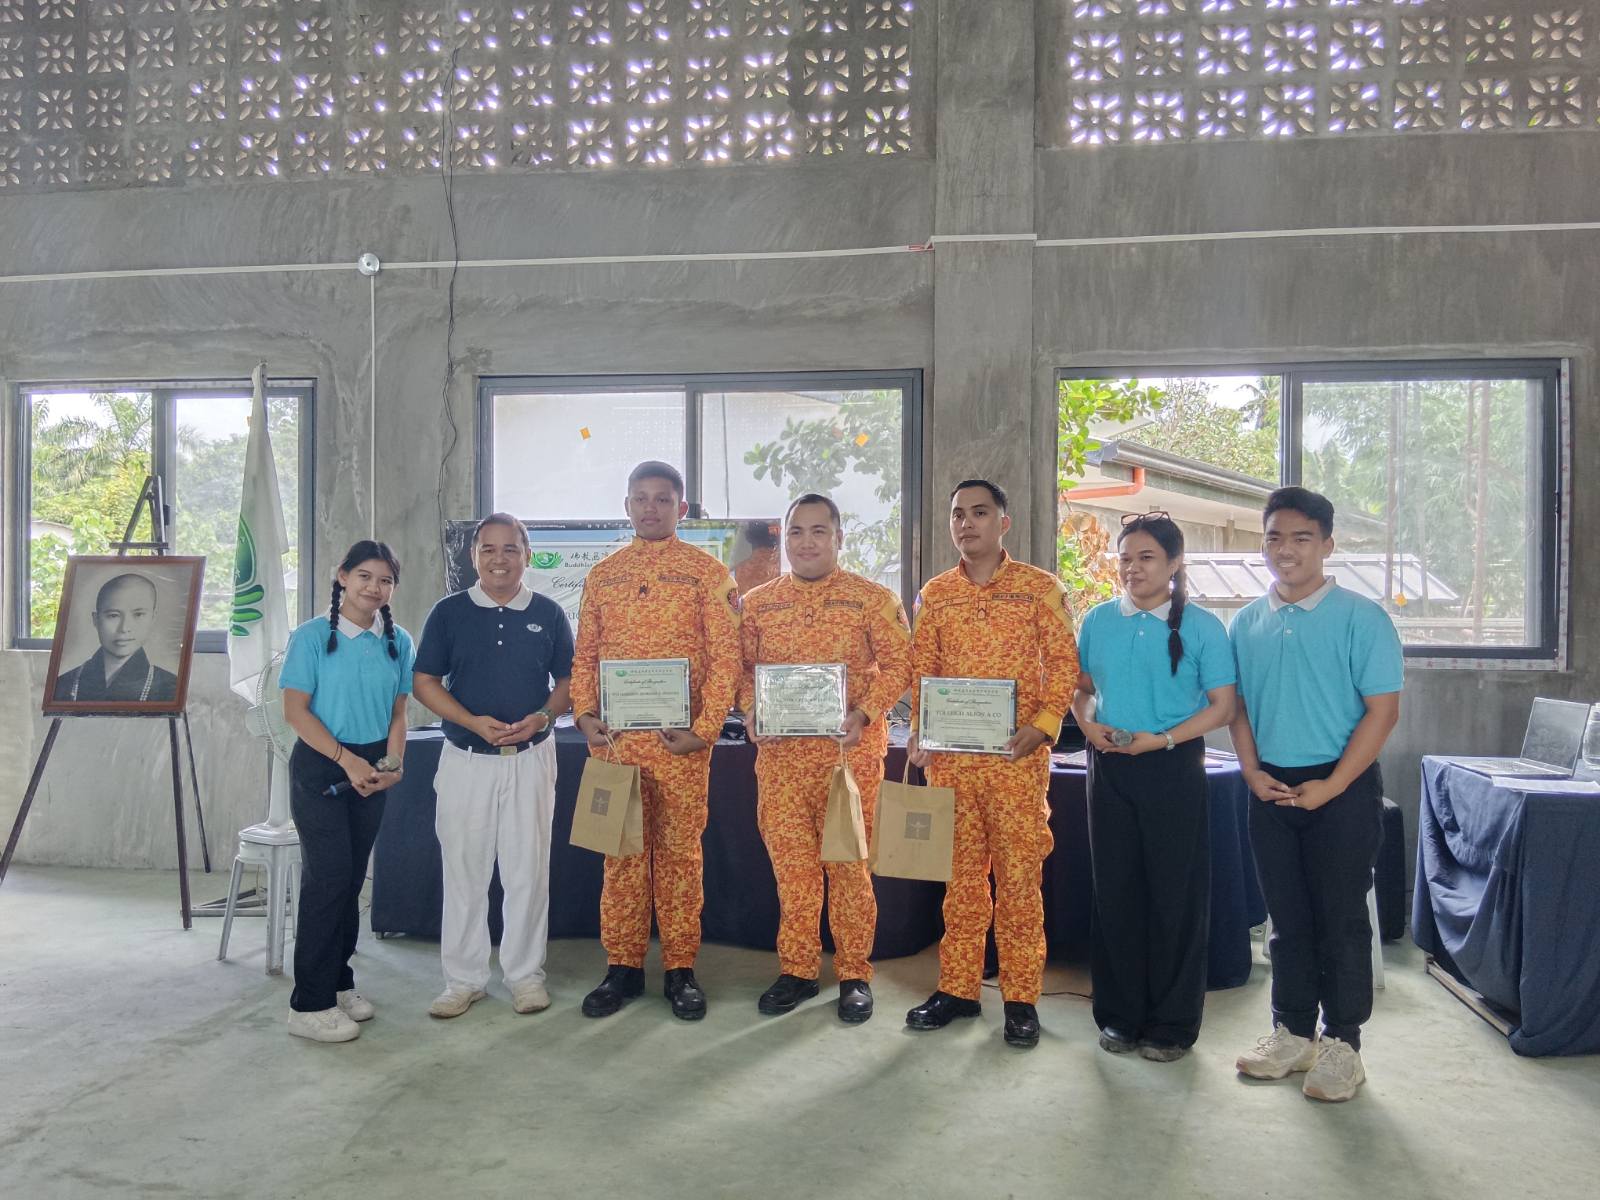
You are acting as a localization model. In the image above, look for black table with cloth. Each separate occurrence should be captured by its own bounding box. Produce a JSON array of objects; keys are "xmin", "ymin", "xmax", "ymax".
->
[
  {"xmin": 1413, "ymin": 757, "xmax": 1600, "ymax": 1056},
  {"xmin": 372, "ymin": 726, "xmax": 1265, "ymax": 990}
]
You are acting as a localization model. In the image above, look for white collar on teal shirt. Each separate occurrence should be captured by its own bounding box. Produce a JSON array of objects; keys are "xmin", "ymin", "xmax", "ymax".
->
[
  {"xmin": 1268, "ymin": 577, "xmax": 1336, "ymax": 612},
  {"xmin": 469, "ymin": 583, "xmax": 533, "ymax": 611},
  {"xmin": 1119, "ymin": 595, "xmax": 1172, "ymax": 620},
  {"xmin": 337, "ymin": 613, "xmax": 379, "ymax": 639}
]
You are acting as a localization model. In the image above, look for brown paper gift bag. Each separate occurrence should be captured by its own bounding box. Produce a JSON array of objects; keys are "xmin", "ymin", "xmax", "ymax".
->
[
  {"xmin": 569, "ymin": 739, "xmax": 645, "ymax": 857},
  {"xmin": 820, "ymin": 751, "xmax": 868, "ymax": 863},
  {"xmin": 870, "ymin": 760, "xmax": 955, "ymax": 882}
]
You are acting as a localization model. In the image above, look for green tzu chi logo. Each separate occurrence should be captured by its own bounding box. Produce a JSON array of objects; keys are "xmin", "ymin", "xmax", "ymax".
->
[
  {"xmin": 532, "ymin": 551, "xmax": 563, "ymax": 569},
  {"xmin": 230, "ymin": 519, "xmax": 266, "ymax": 638}
]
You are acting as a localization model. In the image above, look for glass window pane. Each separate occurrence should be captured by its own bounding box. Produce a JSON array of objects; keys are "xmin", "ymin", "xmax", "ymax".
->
[
  {"xmin": 173, "ymin": 394, "xmax": 302, "ymax": 633},
  {"xmin": 27, "ymin": 391, "xmax": 155, "ymax": 638},
  {"xmin": 1302, "ymin": 377, "xmax": 1539, "ymax": 648},
  {"xmin": 699, "ymin": 388, "xmax": 903, "ymax": 596},
  {"xmin": 491, "ymin": 390, "xmax": 686, "ymax": 518},
  {"xmin": 1057, "ymin": 374, "xmax": 1281, "ymax": 617}
]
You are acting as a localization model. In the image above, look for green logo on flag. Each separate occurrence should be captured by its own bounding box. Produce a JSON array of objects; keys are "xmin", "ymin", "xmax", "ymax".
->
[{"xmin": 230, "ymin": 518, "xmax": 265, "ymax": 637}]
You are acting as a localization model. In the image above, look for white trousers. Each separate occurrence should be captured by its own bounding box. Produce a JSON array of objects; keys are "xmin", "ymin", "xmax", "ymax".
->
[{"xmin": 434, "ymin": 737, "xmax": 557, "ymax": 991}]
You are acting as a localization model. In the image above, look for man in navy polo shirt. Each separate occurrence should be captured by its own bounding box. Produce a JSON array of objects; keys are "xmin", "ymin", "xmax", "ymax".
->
[
  {"xmin": 1229, "ymin": 487, "xmax": 1403, "ymax": 1103},
  {"xmin": 413, "ymin": 514, "xmax": 574, "ymax": 1020}
]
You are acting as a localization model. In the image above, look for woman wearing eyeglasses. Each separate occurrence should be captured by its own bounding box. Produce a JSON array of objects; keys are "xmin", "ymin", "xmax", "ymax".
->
[{"xmin": 1070, "ymin": 512, "xmax": 1238, "ymax": 1062}]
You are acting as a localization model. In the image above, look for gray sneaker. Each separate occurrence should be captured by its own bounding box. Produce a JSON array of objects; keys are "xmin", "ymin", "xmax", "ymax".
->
[
  {"xmin": 288, "ymin": 1006, "xmax": 361, "ymax": 1043},
  {"xmin": 429, "ymin": 986, "xmax": 488, "ymax": 1019},
  {"xmin": 1302, "ymin": 1037, "xmax": 1366, "ymax": 1102},
  {"xmin": 1235, "ymin": 1024, "xmax": 1317, "ymax": 1079},
  {"xmin": 1139, "ymin": 1041, "xmax": 1189, "ymax": 1063}
]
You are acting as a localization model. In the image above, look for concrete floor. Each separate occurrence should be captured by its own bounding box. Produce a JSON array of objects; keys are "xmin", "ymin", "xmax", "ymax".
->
[{"xmin": 1, "ymin": 867, "xmax": 1596, "ymax": 1200}]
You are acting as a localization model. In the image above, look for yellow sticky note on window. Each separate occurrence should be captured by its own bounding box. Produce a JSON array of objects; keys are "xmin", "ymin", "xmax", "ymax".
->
[{"xmin": 580, "ymin": 427, "xmax": 592, "ymax": 440}]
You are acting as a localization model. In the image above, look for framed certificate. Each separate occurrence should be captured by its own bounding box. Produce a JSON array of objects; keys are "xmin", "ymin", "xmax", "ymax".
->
[
  {"xmin": 600, "ymin": 658, "xmax": 692, "ymax": 731},
  {"xmin": 753, "ymin": 663, "xmax": 848, "ymax": 738},
  {"xmin": 918, "ymin": 676, "xmax": 1017, "ymax": 755}
]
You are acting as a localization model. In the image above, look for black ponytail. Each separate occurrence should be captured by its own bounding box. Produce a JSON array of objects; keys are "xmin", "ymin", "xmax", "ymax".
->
[
  {"xmin": 328, "ymin": 539, "xmax": 403, "ymax": 655},
  {"xmin": 1118, "ymin": 514, "xmax": 1187, "ymax": 675},
  {"xmin": 1166, "ymin": 567, "xmax": 1187, "ymax": 676},
  {"xmin": 327, "ymin": 581, "xmax": 344, "ymax": 653},
  {"xmin": 380, "ymin": 603, "xmax": 398, "ymax": 660}
]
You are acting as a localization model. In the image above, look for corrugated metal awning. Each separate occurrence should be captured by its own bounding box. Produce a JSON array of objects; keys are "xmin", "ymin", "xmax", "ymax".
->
[{"xmin": 1183, "ymin": 552, "xmax": 1461, "ymax": 606}]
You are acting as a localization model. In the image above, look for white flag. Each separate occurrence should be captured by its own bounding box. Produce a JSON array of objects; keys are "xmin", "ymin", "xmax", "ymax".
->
[{"xmin": 227, "ymin": 363, "xmax": 292, "ymax": 703}]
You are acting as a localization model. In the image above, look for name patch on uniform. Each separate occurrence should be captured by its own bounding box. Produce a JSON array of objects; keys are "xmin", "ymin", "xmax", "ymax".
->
[
  {"xmin": 991, "ymin": 593, "xmax": 1035, "ymax": 603},
  {"xmin": 657, "ymin": 573, "xmax": 698, "ymax": 586},
  {"xmin": 824, "ymin": 599, "xmax": 864, "ymax": 611},
  {"xmin": 755, "ymin": 601, "xmax": 796, "ymax": 615}
]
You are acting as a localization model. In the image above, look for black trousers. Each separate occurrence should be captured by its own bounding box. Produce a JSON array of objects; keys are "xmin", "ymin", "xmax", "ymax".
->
[
  {"xmin": 1086, "ymin": 739, "xmax": 1210, "ymax": 1048},
  {"xmin": 1248, "ymin": 760, "xmax": 1383, "ymax": 1050},
  {"xmin": 289, "ymin": 739, "xmax": 389, "ymax": 1014}
]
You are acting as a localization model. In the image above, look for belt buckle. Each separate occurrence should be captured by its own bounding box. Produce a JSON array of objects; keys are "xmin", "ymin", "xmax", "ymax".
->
[{"xmin": 499, "ymin": 744, "xmax": 517, "ymax": 757}]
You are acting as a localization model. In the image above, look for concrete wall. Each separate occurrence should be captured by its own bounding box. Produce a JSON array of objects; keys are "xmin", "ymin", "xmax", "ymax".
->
[
  {"xmin": 1034, "ymin": 134, "xmax": 1600, "ymax": 862},
  {"xmin": 1, "ymin": 2, "xmax": 1594, "ymax": 877}
]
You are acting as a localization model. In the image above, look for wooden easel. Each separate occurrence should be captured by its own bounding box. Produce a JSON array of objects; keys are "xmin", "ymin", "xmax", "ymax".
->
[{"xmin": 0, "ymin": 476, "xmax": 211, "ymax": 929}]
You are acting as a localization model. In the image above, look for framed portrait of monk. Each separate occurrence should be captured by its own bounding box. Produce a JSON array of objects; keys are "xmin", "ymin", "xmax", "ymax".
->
[{"xmin": 41, "ymin": 556, "xmax": 204, "ymax": 716}]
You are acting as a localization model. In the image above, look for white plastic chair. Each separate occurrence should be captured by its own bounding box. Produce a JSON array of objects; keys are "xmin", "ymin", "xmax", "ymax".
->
[{"xmin": 217, "ymin": 824, "xmax": 301, "ymax": 976}]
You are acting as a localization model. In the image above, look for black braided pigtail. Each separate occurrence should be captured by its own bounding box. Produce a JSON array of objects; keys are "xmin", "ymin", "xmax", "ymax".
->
[
  {"xmin": 1166, "ymin": 568, "xmax": 1187, "ymax": 676},
  {"xmin": 327, "ymin": 581, "xmax": 344, "ymax": 653},
  {"xmin": 380, "ymin": 603, "xmax": 398, "ymax": 660}
]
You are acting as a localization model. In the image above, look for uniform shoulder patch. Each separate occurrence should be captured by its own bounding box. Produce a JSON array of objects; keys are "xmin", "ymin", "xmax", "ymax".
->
[{"xmin": 713, "ymin": 573, "xmax": 741, "ymax": 617}]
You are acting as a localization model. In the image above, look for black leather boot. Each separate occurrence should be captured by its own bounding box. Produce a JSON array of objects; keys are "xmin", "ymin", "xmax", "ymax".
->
[
  {"xmin": 904, "ymin": 990, "xmax": 982, "ymax": 1030},
  {"xmin": 837, "ymin": 980, "xmax": 874, "ymax": 1024},
  {"xmin": 580, "ymin": 965, "xmax": 645, "ymax": 1018},
  {"xmin": 663, "ymin": 967, "xmax": 707, "ymax": 1020},
  {"xmin": 757, "ymin": 973, "xmax": 820, "ymax": 1015},
  {"xmin": 1003, "ymin": 1001, "xmax": 1040, "ymax": 1048}
]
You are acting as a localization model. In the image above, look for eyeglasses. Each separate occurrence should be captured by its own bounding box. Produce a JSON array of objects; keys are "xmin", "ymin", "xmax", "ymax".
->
[{"xmin": 1120, "ymin": 510, "xmax": 1172, "ymax": 526}]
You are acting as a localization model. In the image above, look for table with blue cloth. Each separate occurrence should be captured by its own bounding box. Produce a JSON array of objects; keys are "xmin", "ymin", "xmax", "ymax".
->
[
  {"xmin": 1413, "ymin": 758, "xmax": 1600, "ymax": 1056},
  {"xmin": 371, "ymin": 727, "xmax": 1264, "ymax": 990}
]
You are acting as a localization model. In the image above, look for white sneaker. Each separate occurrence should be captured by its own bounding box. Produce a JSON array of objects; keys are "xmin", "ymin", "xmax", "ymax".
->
[
  {"xmin": 511, "ymin": 981, "xmax": 552, "ymax": 1014},
  {"xmin": 429, "ymin": 986, "xmax": 488, "ymax": 1019},
  {"xmin": 337, "ymin": 989, "xmax": 375, "ymax": 1022},
  {"xmin": 288, "ymin": 1007, "xmax": 361, "ymax": 1043},
  {"xmin": 1235, "ymin": 1024, "xmax": 1318, "ymax": 1079},
  {"xmin": 1303, "ymin": 1037, "xmax": 1366, "ymax": 1102}
]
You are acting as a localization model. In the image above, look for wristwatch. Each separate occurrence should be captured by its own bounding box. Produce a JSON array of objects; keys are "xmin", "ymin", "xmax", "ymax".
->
[
  {"xmin": 376, "ymin": 754, "xmax": 403, "ymax": 774},
  {"xmin": 1162, "ymin": 731, "xmax": 1175, "ymax": 751},
  {"xmin": 535, "ymin": 707, "xmax": 554, "ymax": 727}
]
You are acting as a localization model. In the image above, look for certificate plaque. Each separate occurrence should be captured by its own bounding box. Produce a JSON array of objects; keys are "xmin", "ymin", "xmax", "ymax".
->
[
  {"xmin": 918, "ymin": 676, "xmax": 1017, "ymax": 755},
  {"xmin": 754, "ymin": 663, "xmax": 848, "ymax": 738},
  {"xmin": 600, "ymin": 658, "xmax": 692, "ymax": 731}
]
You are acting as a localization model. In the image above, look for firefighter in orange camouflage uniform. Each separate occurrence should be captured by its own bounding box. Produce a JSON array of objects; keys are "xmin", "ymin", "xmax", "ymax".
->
[
  {"xmin": 739, "ymin": 493, "xmax": 912, "ymax": 1024},
  {"xmin": 572, "ymin": 461, "xmax": 742, "ymax": 1022},
  {"xmin": 906, "ymin": 478, "xmax": 1080, "ymax": 1048}
]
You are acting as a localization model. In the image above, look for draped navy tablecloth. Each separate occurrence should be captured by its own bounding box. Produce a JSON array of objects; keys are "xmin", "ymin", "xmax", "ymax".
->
[
  {"xmin": 372, "ymin": 727, "xmax": 1263, "ymax": 990},
  {"xmin": 1413, "ymin": 757, "xmax": 1600, "ymax": 1056}
]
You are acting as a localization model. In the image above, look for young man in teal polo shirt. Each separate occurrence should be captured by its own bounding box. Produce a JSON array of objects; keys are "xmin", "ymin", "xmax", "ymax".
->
[{"xmin": 1229, "ymin": 487, "xmax": 1403, "ymax": 1102}]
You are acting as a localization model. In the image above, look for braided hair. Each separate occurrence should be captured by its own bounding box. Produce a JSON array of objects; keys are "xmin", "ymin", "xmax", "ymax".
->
[
  {"xmin": 326, "ymin": 539, "xmax": 402, "ymax": 658},
  {"xmin": 1118, "ymin": 515, "xmax": 1187, "ymax": 676}
]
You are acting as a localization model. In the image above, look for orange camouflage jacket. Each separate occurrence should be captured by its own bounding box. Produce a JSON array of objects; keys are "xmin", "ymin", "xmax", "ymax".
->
[
  {"xmin": 571, "ymin": 535, "xmax": 743, "ymax": 745},
  {"xmin": 737, "ymin": 568, "xmax": 913, "ymax": 729},
  {"xmin": 909, "ymin": 551, "xmax": 1080, "ymax": 741}
]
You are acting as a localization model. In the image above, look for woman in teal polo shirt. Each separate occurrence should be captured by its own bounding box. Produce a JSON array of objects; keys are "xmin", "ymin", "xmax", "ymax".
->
[
  {"xmin": 1070, "ymin": 513, "xmax": 1237, "ymax": 1062},
  {"xmin": 280, "ymin": 540, "xmax": 415, "ymax": 1043}
]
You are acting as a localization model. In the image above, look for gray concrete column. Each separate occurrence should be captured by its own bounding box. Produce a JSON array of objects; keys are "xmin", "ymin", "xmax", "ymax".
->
[{"xmin": 928, "ymin": 0, "xmax": 1038, "ymax": 575}]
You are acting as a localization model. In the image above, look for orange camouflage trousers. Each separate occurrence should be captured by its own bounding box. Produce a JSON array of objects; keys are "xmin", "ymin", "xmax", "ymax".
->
[
  {"xmin": 928, "ymin": 750, "xmax": 1053, "ymax": 1004},
  {"xmin": 755, "ymin": 739, "xmax": 884, "ymax": 982},
  {"xmin": 598, "ymin": 732, "xmax": 712, "ymax": 971}
]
